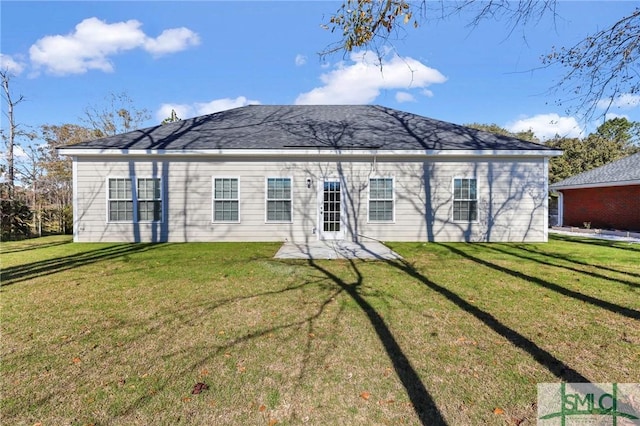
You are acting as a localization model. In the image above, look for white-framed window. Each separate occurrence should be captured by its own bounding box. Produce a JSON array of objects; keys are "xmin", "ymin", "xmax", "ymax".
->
[
  {"xmin": 266, "ymin": 177, "xmax": 292, "ymax": 222},
  {"xmin": 107, "ymin": 177, "xmax": 162, "ymax": 223},
  {"xmin": 108, "ymin": 178, "xmax": 134, "ymax": 222},
  {"xmin": 213, "ymin": 177, "xmax": 240, "ymax": 222},
  {"xmin": 137, "ymin": 178, "xmax": 162, "ymax": 222},
  {"xmin": 369, "ymin": 177, "xmax": 394, "ymax": 222},
  {"xmin": 453, "ymin": 178, "xmax": 478, "ymax": 221}
]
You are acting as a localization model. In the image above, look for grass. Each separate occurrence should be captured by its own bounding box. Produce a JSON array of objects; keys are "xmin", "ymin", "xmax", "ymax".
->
[{"xmin": 1, "ymin": 234, "xmax": 638, "ymax": 425}]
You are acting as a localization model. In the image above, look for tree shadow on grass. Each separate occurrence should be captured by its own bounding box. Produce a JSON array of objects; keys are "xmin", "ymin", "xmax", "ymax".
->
[
  {"xmin": 482, "ymin": 244, "xmax": 640, "ymax": 288},
  {"xmin": 109, "ymin": 271, "xmax": 346, "ymax": 422},
  {"xmin": 307, "ymin": 257, "xmax": 447, "ymax": 426},
  {"xmin": 0, "ymin": 238, "xmax": 72, "ymax": 254},
  {"xmin": 376, "ymin": 253, "xmax": 591, "ymax": 384},
  {"xmin": 0, "ymin": 244, "xmax": 162, "ymax": 287},
  {"xmin": 550, "ymin": 234, "xmax": 640, "ymax": 253},
  {"xmin": 516, "ymin": 243, "xmax": 640, "ymax": 280},
  {"xmin": 436, "ymin": 245, "xmax": 640, "ymax": 321}
]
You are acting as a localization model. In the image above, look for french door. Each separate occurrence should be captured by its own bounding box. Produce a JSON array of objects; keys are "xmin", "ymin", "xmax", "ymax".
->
[{"xmin": 318, "ymin": 180, "xmax": 344, "ymax": 240}]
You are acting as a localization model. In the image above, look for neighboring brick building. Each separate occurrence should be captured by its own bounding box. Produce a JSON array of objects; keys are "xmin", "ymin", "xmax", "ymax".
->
[{"xmin": 550, "ymin": 152, "xmax": 640, "ymax": 232}]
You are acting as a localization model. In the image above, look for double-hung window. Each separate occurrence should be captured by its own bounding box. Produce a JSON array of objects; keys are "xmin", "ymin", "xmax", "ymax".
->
[
  {"xmin": 453, "ymin": 178, "xmax": 478, "ymax": 221},
  {"xmin": 108, "ymin": 177, "xmax": 162, "ymax": 222},
  {"xmin": 369, "ymin": 178, "xmax": 394, "ymax": 222},
  {"xmin": 213, "ymin": 178, "xmax": 239, "ymax": 222},
  {"xmin": 266, "ymin": 178, "xmax": 292, "ymax": 222},
  {"xmin": 137, "ymin": 178, "xmax": 162, "ymax": 221},
  {"xmin": 108, "ymin": 178, "xmax": 134, "ymax": 221}
]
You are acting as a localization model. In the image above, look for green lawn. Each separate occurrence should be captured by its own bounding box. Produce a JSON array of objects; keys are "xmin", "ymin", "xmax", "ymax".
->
[{"xmin": 1, "ymin": 235, "xmax": 638, "ymax": 425}]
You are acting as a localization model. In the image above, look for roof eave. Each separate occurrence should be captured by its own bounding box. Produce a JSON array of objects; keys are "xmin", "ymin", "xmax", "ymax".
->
[
  {"xmin": 57, "ymin": 148, "xmax": 563, "ymax": 157},
  {"xmin": 551, "ymin": 180, "xmax": 640, "ymax": 190}
]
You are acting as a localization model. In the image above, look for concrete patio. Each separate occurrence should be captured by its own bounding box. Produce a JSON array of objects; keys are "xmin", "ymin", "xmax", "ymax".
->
[{"xmin": 274, "ymin": 240, "xmax": 403, "ymax": 260}]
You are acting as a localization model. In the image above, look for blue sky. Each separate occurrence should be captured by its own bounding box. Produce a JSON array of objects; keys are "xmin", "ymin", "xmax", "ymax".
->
[{"xmin": 2, "ymin": 1, "xmax": 639, "ymax": 144}]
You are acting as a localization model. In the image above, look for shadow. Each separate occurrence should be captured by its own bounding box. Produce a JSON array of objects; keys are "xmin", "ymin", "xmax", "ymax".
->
[
  {"xmin": 0, "ymin": 243, "xmax": 161, "ymax": 287},
  {"xmin": 438, "ymin": 244, "xmax": 640, "ymax": 321},
  {"xmin": 306, "ymin": 257, "xmax": 447, "ymax": 425},
  {"xmin": 0, "ymin": 238, "xmax": 72, "ymax": 254},
  {"xmin": 550, "ymin": 233, "xmax": 640, "ymax": 252},
  {"xmin": 376, "ymin": 253, "xmax": 591, "ymax": 383},
  {"xmin": 482, "ymin": 244, "xmax": 640, "ymax": 288},
  {"xmin": 109, "ymin": 264, "xmax": 346, "ymax": 421},
  {"xmin": 526, "ymin": 238, "xmax": 640, "ymax": 279}
]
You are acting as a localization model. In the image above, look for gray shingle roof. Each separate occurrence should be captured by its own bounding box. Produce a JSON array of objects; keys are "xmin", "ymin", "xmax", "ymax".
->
[
  {"xmin": 550, "ymin": 152, "xmax": 640, "ymax": 189},
  {"xmin": 61, "ymin": 105, "xmax": 555, "ymax": 151}
]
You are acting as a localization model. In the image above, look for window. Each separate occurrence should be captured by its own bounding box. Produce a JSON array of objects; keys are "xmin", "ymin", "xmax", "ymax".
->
[
  {"xmin": 266, "ymin": 178, "xmax": 292, "ymax": 222},
  {"xmin": 213, "ymin": 178, "xmax": 239, "ymax": 222},
  {"xmin": 453, "ymin": 178, "xmax": 478, "ymax": 221},
  {"xmin": 137, "ymin": 178, "xmax": 162, "ymax": 221},
  {"xmin": 369, "ymin": 178, "xmax": 394, "ymax": 221},
  {"xmin": 108, "ymin": 178, "xmax": 134, "ymax": 221},
  {"xmin": 108, "ymin": 177, "xmax": 162, "ymax": 222}
]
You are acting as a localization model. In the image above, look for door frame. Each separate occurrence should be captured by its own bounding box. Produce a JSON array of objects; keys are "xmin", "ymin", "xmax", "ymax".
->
[{"xmin": 317, "ymin": 179, "xmax": 345, "ymax": 240}]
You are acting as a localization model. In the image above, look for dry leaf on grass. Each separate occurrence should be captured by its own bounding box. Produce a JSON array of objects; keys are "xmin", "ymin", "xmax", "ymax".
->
[
  {"xmin": 191, "ymin": 382, "xmax": 209, "ymax": 394},
  {"xmin": 493, "ymin": 407, "xmax": 505, "ymax": 415},
  {"xmin": 259, "ymin": 404, "xmax": 267, "ymax": 412},
  {"xmin": 268, "ymin": 419, "xmax": 278, "ymax": 426},
  {"xmin": 72, "ymin": 357, "xmax": 81, "ymax": 364},
  {"xmin": 360, "ymin": 391, "xmax": 371, "ymax": 400}
]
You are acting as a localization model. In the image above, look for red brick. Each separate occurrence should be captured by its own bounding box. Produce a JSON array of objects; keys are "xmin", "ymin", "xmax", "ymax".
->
[{"xmin": 560, "ymin": 185, "xmax": 640, "ymax": 231}]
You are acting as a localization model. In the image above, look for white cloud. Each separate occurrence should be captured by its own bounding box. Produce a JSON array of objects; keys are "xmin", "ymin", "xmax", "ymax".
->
[
  {"xmin": 194, "ymin": 96, "xmax": 261, "ymax": 115},
  {"xmin": 0, "ymin": 53, "xmax": 26, "ymax": 75},
  {"xmin": 395, "ymin": 91, "xmax": 415, "ymax": 103},
  {"xmin": 505, "ymin": 113, "xmax": 583, "ymax": 141},
  {"xmin": 295, "ymin": 54, "xmax": 307, "ymax": 66},
  {"xmin": 156, "ymin": 96, "xmax": 261, "ymax": 122},
  {"xmin": 143, "ymin": 27, "xmax": 200, "ymax": 56},
  {"xmin": 29, "ymin": 17, "xmax": 200, "ymax": 75},
  {"xmin": 597, "ymin": 93, "xmax": 640, "ymax": 110},
  {"xmin": 295, "ymin": 50, "xmax": 447, "ymax": 105}
]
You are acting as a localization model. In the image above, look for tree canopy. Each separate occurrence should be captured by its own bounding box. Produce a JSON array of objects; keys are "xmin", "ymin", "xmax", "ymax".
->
[{"xmin": 547, "ymin": 117, "xmax": 640, "ymax": 183}]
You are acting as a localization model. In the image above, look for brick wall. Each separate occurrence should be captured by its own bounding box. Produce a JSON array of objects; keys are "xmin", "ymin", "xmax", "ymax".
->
[{"xmin": 561, "ymin": 185, "xmax": 640, "ymax": 231}]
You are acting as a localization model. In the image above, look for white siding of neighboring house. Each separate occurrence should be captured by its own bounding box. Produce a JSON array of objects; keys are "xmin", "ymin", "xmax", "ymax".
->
[{"xmin": 72, "ymin": 155, "xmax": 548, "ymax": 243}]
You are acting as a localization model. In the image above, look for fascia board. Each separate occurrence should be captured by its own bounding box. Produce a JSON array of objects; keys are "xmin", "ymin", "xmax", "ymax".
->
[
  {"xmin": 58, "ymin": 148, "xmax": 563, "ymax": 157},
  {"xmin": 551, "ymin": 180, "xmax": 640, "ymax": 190}
]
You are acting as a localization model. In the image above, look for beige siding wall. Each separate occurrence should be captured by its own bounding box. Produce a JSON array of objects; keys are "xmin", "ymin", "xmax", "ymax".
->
[{"xmin": 74, "ymin": 155, "xmax": 548, "ymax": 243}]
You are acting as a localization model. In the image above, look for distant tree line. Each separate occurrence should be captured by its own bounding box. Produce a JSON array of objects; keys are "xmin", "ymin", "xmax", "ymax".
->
[
  {"xmin": 467, "ymin": 118, "xmax": 640, "ymax": 184},
  {"xmin": 1, "ymin": 76, "xmax": 151, "ymax": 240}
]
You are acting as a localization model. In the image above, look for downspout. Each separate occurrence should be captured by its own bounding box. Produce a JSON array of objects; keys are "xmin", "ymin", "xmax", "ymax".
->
[{"xmin": 557, "ymin": 191, "xmax": 564, "ymax": 227}]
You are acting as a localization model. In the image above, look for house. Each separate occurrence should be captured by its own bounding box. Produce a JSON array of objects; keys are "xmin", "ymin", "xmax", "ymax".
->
[
  {"xmin": 550, "ymin": 152, "xmax": 640, "ymax": 231},
  {"xmin": 58, "ymin": 105, "xmax": 561, "ymax": 243}
]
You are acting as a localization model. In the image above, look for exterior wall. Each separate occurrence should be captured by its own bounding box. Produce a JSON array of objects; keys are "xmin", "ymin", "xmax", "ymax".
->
[
  {"xmin": 73, "ymin": 155, "xmax": 548, "ymax": 243},
  {"xmin": 560, "ymin": 185, "xmax": 640, "ymax": 231}
]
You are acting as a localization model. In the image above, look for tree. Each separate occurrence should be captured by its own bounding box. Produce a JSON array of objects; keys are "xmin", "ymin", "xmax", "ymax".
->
[
  {"xmin": 1, "ymin": 70, "xmax": 35, "ymax": 240},
  {"xmin": 38, "ymin": 124, "xmax": 93, "ymax": 234},
  {"xmin": 465, "ymin": 123, "xmax": 539, "ymax": 142},
  {"xmin": 546, "ymin": 117, "xmax": 640, "ymax": 183},
  {"xmin": 82, "ymin": 92, "xmax": 150, "ymax": 137},
  {"xmin": 324, "ymin": 1, "xmax": 639, "ymax": 119},
  {"xmin": 162, "ymin": 109, "xmax": 181, "ymax": 124},
  {"xmin": 1, "ymin": 70, "xmax": 25, "ymax": 199}
]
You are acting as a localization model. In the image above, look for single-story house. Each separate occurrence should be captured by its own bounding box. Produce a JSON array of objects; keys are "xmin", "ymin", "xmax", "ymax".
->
[
  {"xmin": 550, "ymin": 152, "xmax": 640, "ymax": 231},
  {"xmin": 58, "ymin": 105, "xmax": 561, "ymax": 243}
]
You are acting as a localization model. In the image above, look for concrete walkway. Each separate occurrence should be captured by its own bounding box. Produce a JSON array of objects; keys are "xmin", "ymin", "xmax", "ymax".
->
[{"xmin": 275, "ymin": 240, "xmax": 403, "ymax": 260}]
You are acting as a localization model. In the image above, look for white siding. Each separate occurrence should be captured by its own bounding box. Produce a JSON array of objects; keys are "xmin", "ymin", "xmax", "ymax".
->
[{"xmin": 73, "ymin": 155, "xmax": 548, "ymax": 243}]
